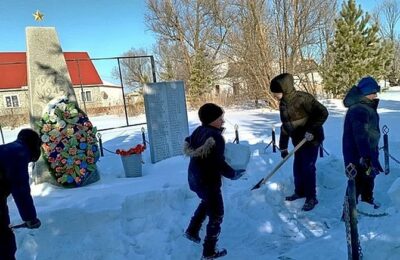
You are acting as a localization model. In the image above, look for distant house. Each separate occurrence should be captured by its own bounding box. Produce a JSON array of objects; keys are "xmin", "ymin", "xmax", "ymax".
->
[{"xmin": 0, "ymin": 52, "xmax": 123, "ymax": 125}]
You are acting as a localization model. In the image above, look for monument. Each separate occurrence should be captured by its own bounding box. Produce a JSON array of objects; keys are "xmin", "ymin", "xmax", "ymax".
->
[
  {"xmin": 26, "ymin": 27, "xmax": 100, "ymax": 187},
  {"xmin": 143, "ymin": 81, "xmax": 189, "ymax": 163}
]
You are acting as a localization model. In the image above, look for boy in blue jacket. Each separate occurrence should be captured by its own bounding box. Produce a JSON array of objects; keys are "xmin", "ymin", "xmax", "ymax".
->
[
  {"xmin": 342, "ymin": 76, "xmax": 383, "ymax": 205},
  {"xmin": 183, "ymin": 103, "xmax": 245, "ymax": 259},
  {"xmin": 0, "ymin": 129, "xmax": 42, "ymax": 260}
]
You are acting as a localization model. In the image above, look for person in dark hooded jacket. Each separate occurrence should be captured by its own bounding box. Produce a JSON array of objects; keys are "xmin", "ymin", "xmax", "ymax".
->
[
  {"xmin": 183, "ymin": 103, "xmax": 245, "ymax": 259},
  {"xmin": 342, "ymin": 76, "xmax": 383, "ymax": 206},
  {"xmin": 0, "ymin": 129, "xmax": 42, "ymax": 260},
  {"xmin": 270, "ymin": 73, "xmax": 328, "ymax": 211}
]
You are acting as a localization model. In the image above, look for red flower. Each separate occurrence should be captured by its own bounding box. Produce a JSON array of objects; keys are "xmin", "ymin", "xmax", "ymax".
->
[{"xmin": 116, "ymin": 144, "xmax": 145, "ymax": 156}]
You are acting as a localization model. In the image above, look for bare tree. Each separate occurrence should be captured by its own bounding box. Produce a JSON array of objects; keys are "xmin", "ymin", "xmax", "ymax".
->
[
  {"xmin": 113, "ymin": 48, "xmax": 153, "ymax": 92},
  {"xmin": 223, "ymin": 0, "xmax": 278, "ymax": 107},
  {"xmin": 374, "ymin": 0, "xmax": 400, "ymax": 41},
  {"xmin": 145, "ymin": 0, "xmax": 235, "ymax": 101},
  {"xmin": 373, "ymin": 0, "xmax": 400, "ymax": 85},
  {"xmin": 270, "ymin": 0, "xmax": 337, "ymax": 94},
  {"xmin": 153, "ymin": 39, "xmax": 186, "ymax": 81}
]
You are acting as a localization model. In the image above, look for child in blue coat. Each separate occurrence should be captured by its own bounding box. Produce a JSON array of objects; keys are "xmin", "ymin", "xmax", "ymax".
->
[
  {"xmin": 342, "ymin": 76, "xmax": 383, "ymax": 205},
  {"xmin": 183, "ymin": 103, "xmax": 245, "ymax": 259}
]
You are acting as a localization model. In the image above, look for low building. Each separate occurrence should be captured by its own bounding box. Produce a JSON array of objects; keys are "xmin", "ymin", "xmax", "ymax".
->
[{"xmin": 0, "ymin": 52, "xmax": 123, "ymax": 126}]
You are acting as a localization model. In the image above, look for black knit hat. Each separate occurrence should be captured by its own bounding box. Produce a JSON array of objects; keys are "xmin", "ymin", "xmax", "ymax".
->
[
  {"xmin": 198, "ymin": 103, "xmax": 224, "ymax": 125},
  {"xmin": 17, "ymin": 128, "xmax": 42, "ymax": 162}
]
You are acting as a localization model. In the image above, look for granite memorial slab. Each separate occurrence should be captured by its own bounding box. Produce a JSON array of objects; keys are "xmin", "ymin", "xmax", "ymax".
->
[{"xmin": 143, "ymin": 81, "xmax": 189, "ymax": 163}]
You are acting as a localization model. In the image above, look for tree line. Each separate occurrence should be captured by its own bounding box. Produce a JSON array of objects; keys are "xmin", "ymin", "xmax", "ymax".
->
[{"xmin": 117, "ymin": 0, "xmax": 400, "ymax": 109}]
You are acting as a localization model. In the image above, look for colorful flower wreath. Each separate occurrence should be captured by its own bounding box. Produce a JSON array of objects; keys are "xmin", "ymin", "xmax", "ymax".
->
[{"xmin": 36, "ymin": 98, "xmax": 100, "ymax": 187}]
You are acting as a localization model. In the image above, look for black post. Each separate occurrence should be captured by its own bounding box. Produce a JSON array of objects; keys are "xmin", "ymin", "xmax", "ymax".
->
[
  {"xmin": 319, "ymin": 143, "xmax": 324, "ymax": 158},
  {"xmin": 234, "ymin": 124, "xmax": 239, "ymax": 144},
  {"xmin": 344, "ymin": 164, "xmax": 362, "ymax": 260},
  {"xmin": 272, "ymin": 127, "xmax": 276, "ymax": 153},
  {"xmin": 97, "ymin": 133, "xmax": 104, "ymax": 157},
  {"xmin": 0, "ymin": 124, "xmax": 4, "ymax": 144},
  {"xmin": 150, "ymin": 55, "xmax": 157, "ymax": 83},
  {"xmin": 383, "ymin": 125, "xmax": 390, "ymax": 175},
  {"xmin": 141, "ymin": 127, "xmax": 147, "ymax": 148},
  {"xmin": 117, "ymin": 57, "xmax": 130, "ymax": 127},
  {"xmin": 264, "ymin": 126, "xmax": 277, "ymax": 153}
]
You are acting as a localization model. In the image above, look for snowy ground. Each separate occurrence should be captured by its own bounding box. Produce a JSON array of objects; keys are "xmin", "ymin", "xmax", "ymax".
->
[{"xmin": 5, "ymin": 87, "xmax": 400, "ymax": 260}]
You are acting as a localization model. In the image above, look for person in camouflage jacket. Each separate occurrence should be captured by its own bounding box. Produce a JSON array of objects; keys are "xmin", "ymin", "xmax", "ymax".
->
[{"xmin": 270, "ymin": 73, "xmax": 328, "ymax": 211}]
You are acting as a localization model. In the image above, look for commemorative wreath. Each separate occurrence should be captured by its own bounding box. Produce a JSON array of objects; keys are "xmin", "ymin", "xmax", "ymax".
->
[{"xmin": 36, "ymin": 98, "xmax": 100, "ymax": 187}]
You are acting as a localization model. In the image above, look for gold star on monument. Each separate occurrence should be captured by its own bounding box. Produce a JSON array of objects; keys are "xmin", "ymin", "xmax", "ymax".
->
[{"xmin": 33, "ymin": 10, "xmax": 44, "ymax": 21}]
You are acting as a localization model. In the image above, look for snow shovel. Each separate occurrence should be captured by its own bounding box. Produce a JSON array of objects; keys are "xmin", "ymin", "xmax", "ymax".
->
[{"xmin": 251, "ymin": 138, "xmax": 307, "ymax": 190}]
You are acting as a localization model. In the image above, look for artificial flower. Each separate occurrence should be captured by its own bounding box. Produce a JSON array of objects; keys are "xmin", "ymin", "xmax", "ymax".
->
[
  {"xmin": 37, "ymin": 99, "xmax": 100, "ymax": 187},
  {"xmin": 116, "ymin": 144, "xmax": 146, "ymax": 156}
]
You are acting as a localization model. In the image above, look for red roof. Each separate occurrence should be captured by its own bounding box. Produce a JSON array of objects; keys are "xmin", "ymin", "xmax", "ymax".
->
[{"xmin": 0, "ymin": 52, "xmax": 102, "ymax": 89}]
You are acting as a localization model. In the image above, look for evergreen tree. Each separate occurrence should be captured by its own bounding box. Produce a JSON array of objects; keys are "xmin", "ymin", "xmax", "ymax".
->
[
  {"xmin": 321, "ymin": 0, "xmax": 393, "ymax": 97},
  {"xmin": 188, "ymin": 47, "xmax": 213, "ymax": 100}
]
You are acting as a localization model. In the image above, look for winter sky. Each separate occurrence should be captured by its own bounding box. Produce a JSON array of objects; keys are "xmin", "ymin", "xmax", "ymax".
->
[{"xmin": 0, "ymin": 0, "xmax": 382, "ymax": 57}]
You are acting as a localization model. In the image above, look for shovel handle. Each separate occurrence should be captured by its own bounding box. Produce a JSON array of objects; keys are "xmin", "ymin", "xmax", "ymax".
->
[{"xmin": 251, "ymin": 138, "xmax": 307, "ymax": 190}]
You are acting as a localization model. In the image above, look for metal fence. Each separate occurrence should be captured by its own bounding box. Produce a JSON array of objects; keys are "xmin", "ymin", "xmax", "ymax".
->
[{"xmin": 0, "ymin": 55, "xmax": 156, "ymax": 131}]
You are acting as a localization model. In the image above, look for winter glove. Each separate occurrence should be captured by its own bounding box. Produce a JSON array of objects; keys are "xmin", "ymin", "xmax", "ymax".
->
[
  {"xmin": 280, "ymin": 149, "xmax": 289, "ymax": 159},
  {"xmin": 304, "ymin": 132, "xmax": 314, "ymax": 141},
  {"xmin": 232, "ymin": 169, "xmax": 246, "ymax": 180},
  {"xmin": 359, "ymin": 157, "xmax": 375, "ymax": 177},
  {"xmin": 25, "ymin": 218, "xmax": 41, "ymax": 229},
  {"xmin": 359, "ymin": 157, "xmax": 371, "ymax": 170}
]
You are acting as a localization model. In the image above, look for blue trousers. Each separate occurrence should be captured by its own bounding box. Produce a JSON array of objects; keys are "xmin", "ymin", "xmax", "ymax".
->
[
  {"xmin": 187, "ymin": 189, "xmax": 224, "ymax": 255},
  {"xmin": 355, "ymin": 165, "xmax": 375, "ymax": 202},
  {"xmin": 0, "ymin": 203, "xmax": 16, "ymax": 260},
  {"xmin": 293, "ymin": 143, "xmax": 319, "ymax": 199}
]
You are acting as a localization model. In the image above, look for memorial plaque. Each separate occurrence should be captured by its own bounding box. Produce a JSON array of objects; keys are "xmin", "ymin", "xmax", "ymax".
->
[{"xmin": 143, "ymin": 81, "xmax": 189, "ymax": 163}]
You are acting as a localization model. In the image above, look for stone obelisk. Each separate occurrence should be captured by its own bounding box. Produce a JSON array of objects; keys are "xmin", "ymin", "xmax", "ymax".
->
[
  {"xmin": 26, "ymin": 27, "xmax": 78, "ymax": 184},
  {"xmin": 26, "ymin": 27, "xmax": 100, "ymax": 186}
]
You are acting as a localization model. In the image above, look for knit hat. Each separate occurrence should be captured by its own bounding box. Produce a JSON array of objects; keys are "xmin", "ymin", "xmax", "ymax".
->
[
  {"xmin": 17, "ymin": 128, "xmax": 42, "ymax": 162},
  {"xmin": 198, "ymin": 103, "xmax": 224, "ymax": 125},
  {"xmin": 357, "ymin": 76, "xmax": 380, "ymax": 96}
]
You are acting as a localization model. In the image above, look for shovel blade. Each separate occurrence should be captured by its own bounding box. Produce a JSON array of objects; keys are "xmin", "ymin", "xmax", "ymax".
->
[{"xmin": 251, "ymin": 179, "xmax": 264, "ymax": 190}]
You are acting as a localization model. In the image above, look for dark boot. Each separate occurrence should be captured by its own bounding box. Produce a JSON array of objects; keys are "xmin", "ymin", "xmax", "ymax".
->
[
  {"xmin": 302, "ymin": 197, "xmax": 318, "ymax": 211},
  {"xmin": 360, "ymin": 197, "xmax": 374, "ymax": 204},
  {"xmin": 185, "ymin": 202, "xmax": 207, "ymax": 244},
  {"xmin": 202, "ymin": 239, "xmax": 227, "ymax": 259},
  {"xmin": 285, "ymin": 193, "xmax": 305, "ymax": 201},
  {"xmin": 185, "ymin": 220, "xmax": 202, "ymax": 244},
  {"xmin": 361, "ymin": 197, "xmax": 380, "ymax": 209},
  {"xmin": 201, "ymin": 248, "xmax": 227, "ymax": 259},
  {"xmin": 202, "ymin": 214, "xmax": 225, "ymax": 259},
  {"xmin": 184, "ymin": 230, "xmax": 201, "ymax": 244}
]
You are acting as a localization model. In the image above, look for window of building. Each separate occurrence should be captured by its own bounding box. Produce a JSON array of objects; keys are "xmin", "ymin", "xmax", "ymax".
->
[
  {"xmin": 81, "ymin": 90, "xmax": 92, "ymax": 102},
  {"xmin": 4, "ymin": 95, "xmax": 20, "ymax": 108}
]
